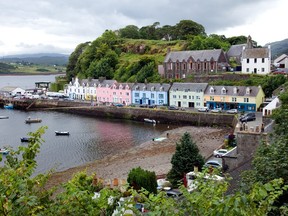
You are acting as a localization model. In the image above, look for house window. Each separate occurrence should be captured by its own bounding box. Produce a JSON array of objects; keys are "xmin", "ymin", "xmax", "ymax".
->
[
  {"xmin": 262, "ymin": 58, "xmax": 265, "ymax": 63},
  {"xmin": 196, "ymin": 96, "xmax": 200, "ymax": 100},
  {"xmin": 142, "ymin": 93, "xmax": 146, "ymax": 98},
  {"xmin": 232, "ymin": 97, "xmax": 237, "ymax": 102},
  {"xmin": 126, "ymin": 92, "xmax": 129, "ymax": 96},
  {"xmin": 246, "ymin": 68, "xmax": 249, "ymax": 72},
  {"xmin": 113, "ymin": 92, "xmax": 116, "ymax": 95},
  {"xmin": 210, "ymin": 87, "xmax": 215, "ymax": 93},
  {"xmin": 189, "ymin": 62, "xmax": 193, "ymax": 69},
  {"xmin": 221, "ymin": 87, "xmax": 226, "ymax": 94},
  {"xmin": 176, "ymin": 62, "xmax": 180, "ymax": 70},
  {"xmin": 196, "ymin": 102, "xmax": 200, "ymax": 106},
  {"xmin": 183, "ymin": 63, "xmax": 186, "ymax": 70},
  {"xmin": 151, "ymin": 93, "xmax": 155, "ymax": 98},
  {"xmin": 183, "ymin": 95, "xmax": 187, "ymax": 99},
  {"xmin": 135, "ymin": 93, "xmax": 139, "ymax": 97},
  {"xmin": 159, "ymin": 94, "xmax": 164, "ymax": 99},
  {"xmin": 173, "ymin": 95, "xmax": 176, "ymax": 99},
  {"xmin": 210, "ymin": 96, "xmax": 214, "ymax": 101},
  {"xmin": 254, "ymin": 58, "xmax": 257, "ymax": 63},
  {"xmin": 220, "ymin": 97, "xmax": 225, "ymax": 102},
  {"xmin": 246, "ymin": 87, "xmax": 250, "ymax": 94},
  {"xmin": 189, "ymin": 96, "xmax": 191, "ymax": 99},
  {"xmin": 244, "ymin": 98, "xmax": 249, "ymax": 102},
  {"xmin": 233, "ymin": 87, "xmax": 238, "ymax": 94},
  {"xmin": 247, "ymin": 59, "xmax": 249, "ymax": 63},
  {"xmin": 261, "ymin": 68, "xmax": 265, "ymax": 72}
]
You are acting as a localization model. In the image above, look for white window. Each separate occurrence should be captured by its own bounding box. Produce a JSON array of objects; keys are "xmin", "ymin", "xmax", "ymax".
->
[
  {"xmin": 232, "ymin": 97, "xmax": 237, "ymax": 102},
  {"xmin": 210, "ymin": 87, "xmax": 215, "ymax": 93},
  {"xmin": 246, "ymin": 87, "xmax": 250, "ymax": 94},
  {"xmin": 221, "ymin": 87, "xmax": 226, "ymax": 94},
  {"xmin": 233, "ymin": 87, "xmax": 238, "ymax": 94},
  {"xmin": 244, "ymin": 98, "xmax": 249, "ymax": 102}
]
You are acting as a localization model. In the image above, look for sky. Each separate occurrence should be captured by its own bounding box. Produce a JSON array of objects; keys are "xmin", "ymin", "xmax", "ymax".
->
[{"xmin": 0, "ymin": 0, "xmax": 287, "ymax": 56}]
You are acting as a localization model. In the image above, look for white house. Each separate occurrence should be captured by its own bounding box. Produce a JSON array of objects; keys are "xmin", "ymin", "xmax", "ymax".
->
[
  {"xmin": 262, "ymin": 97, "xmax": 280, "ymax": 116},
  {"xmin": 241, "ymin": 36, "xmax": 271, "ymax": 75},
  {"xmin": 0, "ymin": 86, "xmax": 26, "ymax": 97},
  {"xmin": 273, "ymin": 54, "xmax": 288, "ymax": 69}
]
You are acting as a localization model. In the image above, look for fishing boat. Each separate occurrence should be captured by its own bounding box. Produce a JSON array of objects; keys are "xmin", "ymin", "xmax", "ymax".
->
[
  {"xmin": 20, "ymin": 137, "xmax": 31, "ymax": 142},
  {"xmin": 25, "ymin": 117, "xmax": 42, "ymax": 124},
  {"xmin": 144, "ymin": 118, "xmax": 156, "ymax": 124},
  {"xmin": 4, "ymin": 103, "xmax": 13, "ymax": 109},
  {"xmin": 0, "ymin": 116, "xmax": 9, "ymax": 119},
  {"xmin": 55, "ymin": 131, "xmax": 70, "ymax": 136},
  {"xmin": 0, "ymin": 148, "xmax": 9, "ymax": 155}
]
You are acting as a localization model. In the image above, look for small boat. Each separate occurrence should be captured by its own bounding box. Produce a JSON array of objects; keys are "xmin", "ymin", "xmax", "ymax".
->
[
  {"xmin": 20, "ymin": 137, "xmax": 31, "ymax": 142},
  {"xmin": 144, "ymin": 118, "xmax": 156, "ymax": 124},
  {"xmin": 25, "ymin": 117, "xmax": 42, "ymax": 124},
  {"xmin": 152, "ymin": 137, "xmax": 167, "ymax": 142},
  {"xmin": 0, "ymin": 116, "xmax": 9, "ymax": 119},
  {"xmin": 55, "ymin": 131, "xmax": 70, "ymax": 136},
  {"xmin": 4, "ymin": 103, "xmax": 13, "ymax": 109},
  {"xmin": 0, "ymin": 148, "xmax": 9, "ymax": 155}
]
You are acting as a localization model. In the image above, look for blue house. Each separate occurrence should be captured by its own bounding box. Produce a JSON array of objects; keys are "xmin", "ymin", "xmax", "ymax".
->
[{"xmin": 132, "ymin": 83, "xmax": 171, "ymax": 106}]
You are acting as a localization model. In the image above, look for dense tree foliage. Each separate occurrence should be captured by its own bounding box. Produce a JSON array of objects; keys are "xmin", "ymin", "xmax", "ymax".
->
[
  {"xmin": 167, "ymin": 132, "xmax": 205, "ymax": 186},
  {"xmin": 127, "ymin": 167, "xmax": 157, "ymax": 194}
]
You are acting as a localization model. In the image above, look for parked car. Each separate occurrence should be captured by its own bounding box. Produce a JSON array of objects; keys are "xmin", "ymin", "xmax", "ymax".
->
[
  {"xmin": 239, "ymin": 112, "xmax": 256, "ymax": 123},
  {"xmin": 165, "ymin": 189, "xmax": 183, "ymax": 200},
  {"xmin": 204, "ymin": 160, "xmax": 222, "ymax": 169},
  {"xmin": 211, "ymin": 108, "xmax": 222, "ymax": 113},
  {"xmin": 213, "ymin": 149, "xmax": 228, "ymax": 158},
  {"xmin": 113, "ymin": 103, "xmax": 124, "ymax": 107},
  {"xmin": 139, "ymin": 104, "xmax": 148, "ymax": 108},
  {"xmin": 198, "ymin": 107, "xmax": 209, "ymax": 112},
  {"xmin": 226, "ymin": 109, "xmax": 238, "ymax": 114},
  {"xmin": 168, "ymin": 105, "xmax": 179, "ymax": 110}
]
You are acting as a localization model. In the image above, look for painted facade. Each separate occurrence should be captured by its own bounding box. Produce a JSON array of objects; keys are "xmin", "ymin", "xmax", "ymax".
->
[
  {"xmin": 132, "ymin": 83, "xmax": 171, "ymax": 106},
  {"xmin": 204, "ymin": 85, "xmax": 265, "ymax": 112},
  {"xmin": 169, "ymin": 83, "xmax": 208, "ymax": 108},
  {"xmin": 241, "ymin": 36, "xmax": 271, "ymax": 75},
  {"xmin": 109, "ymin": 83, "xmax": 133, "ymax": 105}
]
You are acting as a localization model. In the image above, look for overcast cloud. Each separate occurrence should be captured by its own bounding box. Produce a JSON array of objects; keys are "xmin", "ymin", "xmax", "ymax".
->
[{"xmin": 0, "ymin": 0, "xmax": 287, "ymax": 56}]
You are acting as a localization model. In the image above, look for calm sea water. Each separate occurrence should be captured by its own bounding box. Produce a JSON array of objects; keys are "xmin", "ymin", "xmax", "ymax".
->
[{"xmin": 0, "ymin": 75, "xmax": 174, "ymax": 174}]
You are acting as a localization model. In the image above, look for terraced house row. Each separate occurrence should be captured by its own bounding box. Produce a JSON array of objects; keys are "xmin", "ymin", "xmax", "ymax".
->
[{"xmin": 65, "ymin": 77, "xmax": 265, "ymax": 112}]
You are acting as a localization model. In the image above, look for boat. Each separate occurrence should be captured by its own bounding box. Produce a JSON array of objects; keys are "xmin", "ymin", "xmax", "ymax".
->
[
  {"xmin": 20, "ymin": 137, "xmax": 31, "ymax": 142},
  {"xmin": 0, "ymin": 116, "xmax": 9, "ymax": 119},
  {"xmin": 55, "ymin": 131, "xmax": 70, "ymax": 136},
  {"xmin": 0, "ymin": 148, "xmax": 9, "ymax": 155},
  {"xmin": 152, "ymin": 137, "xmax": 167, "ymax": 142},
  {"xmin": 25, "ymin": 117, "xmax": 42, "ymax": 124},
  {"xmin": 144, "ymin": 118, "xmax": 156, "ymax": 124},
  {"xmin": 4, "ymin": 103, "xmax": 13, "ymax": 109}
]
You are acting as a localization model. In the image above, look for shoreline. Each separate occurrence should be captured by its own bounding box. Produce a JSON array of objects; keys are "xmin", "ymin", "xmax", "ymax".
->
[{"xmin": 45, "ymin": 125, "xmax": 230, "ymax": 189}]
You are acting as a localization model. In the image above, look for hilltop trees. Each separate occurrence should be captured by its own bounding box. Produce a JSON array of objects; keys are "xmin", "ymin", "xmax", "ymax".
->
[{"xmin": 167, "ymin": 132, "xmax": 205, "ymax": 186}]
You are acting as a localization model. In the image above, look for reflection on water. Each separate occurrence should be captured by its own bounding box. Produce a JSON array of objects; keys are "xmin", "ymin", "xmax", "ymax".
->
[{"xmin": 0, "ymin": 109, "xmax": 174, "ymax": 174}]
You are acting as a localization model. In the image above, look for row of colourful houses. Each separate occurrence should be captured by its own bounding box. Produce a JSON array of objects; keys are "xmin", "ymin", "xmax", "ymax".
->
[{"xmin": 64, "ymin": 77, "xmax": 265, "ymax": 112}]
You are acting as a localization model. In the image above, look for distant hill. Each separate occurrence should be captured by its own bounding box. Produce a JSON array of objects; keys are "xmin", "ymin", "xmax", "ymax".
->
[
  {"xmin": 268, "ymin": 39, "xmax": 288, "ymax": 60},
  {"xmin": 0, "ymin": 53, "xmax": 69, "ymax": 66}
]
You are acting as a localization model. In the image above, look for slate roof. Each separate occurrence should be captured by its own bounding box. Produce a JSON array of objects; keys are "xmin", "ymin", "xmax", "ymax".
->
[
  {"xmin": 164, "ymin": 49, "xmax": 224, "ymax": 62},
  {"xmin": 204, "ymin": 85, "xmax": 262, "ymax": 97},
  {"xmin": 170, "ymin": 82, "xmax": 208, "ymax": 92},
  {"xmin": 132, "ymin": 83, "xmax": 171, "ymax": 92},
  {"xmin": 242, "ymin": 47, "xmax": 270, "ymax": 59},
  {"xmin": 0, "ymin": 86, "xmax": 21, "ymax": 92},
  {"xmin": 226, "ymin": 44, "xmax": 245, "ymax": 58}
]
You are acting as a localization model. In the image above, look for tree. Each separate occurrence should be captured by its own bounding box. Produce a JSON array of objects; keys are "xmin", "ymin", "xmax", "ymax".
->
[
  {"xmin": 175, "ymin": 20, "xmax": 206, "ymax": 40},
  {"xmin": 127, "ymin": 167, "xmax": 157, "ymax": 194},
  {"xmin": 167, "ymin": 132, "xmax": 205, "ymax": 186},
  {"xmin": 118, "ymin": 25, "xmax": 140, "ymax": 39}
]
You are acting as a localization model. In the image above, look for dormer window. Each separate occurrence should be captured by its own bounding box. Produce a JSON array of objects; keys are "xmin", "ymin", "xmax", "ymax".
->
[
  {"xmin": 143, "ymin": 86, "xmax": 146, "ymax": 91},
  {"xmin": 119, "ymin": 85, "xmax": 123, "ymax": 90},
  {"xmin": 151, "ymin": 86, "xmax": 155, "ymax": 91},
  {"xmin": 246, "ymin": 87, "xmax": 251, "ymax": 94},
  {"xmin": 160, "ymin": 86, "xmax": 164, "ymax": 91},
  {"xmin": 210, "ymin": 87, "xmax": 215, "ymax": 93},
  {"xmin": 233, "ymin": 87, "xmax": 238, "ymax": 94},
  {"xmin": 221, "ymin": 87, "xmax": 227, "ymax": 94}
]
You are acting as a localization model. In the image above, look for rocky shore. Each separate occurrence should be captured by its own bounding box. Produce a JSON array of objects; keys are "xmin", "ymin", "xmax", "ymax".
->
[{"xmin": 46, "ymin": 126, "xmax": 231, "ymax": 188}]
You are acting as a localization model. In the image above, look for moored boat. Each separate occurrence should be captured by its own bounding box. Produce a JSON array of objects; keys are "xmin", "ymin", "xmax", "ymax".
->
[
  {"xmin": 144, "ymin": 118, "xmax": 156, "ymax": 124},
  {"xmin": 55, "ymin": 131, "xmax": 70, "ymax": 136},
  {"xmin": 0, "ymin": 116, "xmax": 9, "ymax": 119},
  {"xmin": 4, "ymin": 103, "xmax": 13, "ymax": 109},
  {"xmin": 20, "ymin": 137, "xmax": 31, "ymax": 142},
  {"xmin": 25, "ymin": 117, "xmax": 42, "ymax": 124},
  {"xmin": 0, "ymin": 148, "xmax": 9, "ymax": 155}
]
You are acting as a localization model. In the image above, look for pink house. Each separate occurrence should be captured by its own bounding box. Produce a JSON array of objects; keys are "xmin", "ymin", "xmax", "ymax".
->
[
  {"xmin": 96, "ymin": 80, "xmax": 117, "ymax": 104},
  {"xmin": 109, "ymin": 83, "xmax": 133, "ymax": 105}
]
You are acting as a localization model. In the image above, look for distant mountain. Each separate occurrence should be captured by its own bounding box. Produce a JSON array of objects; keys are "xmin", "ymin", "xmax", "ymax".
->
[
  {"xmin": 0, "ymin": 53, "xmax": 69, "ymax": 66},
  {"xmin": 267, "ymin": 39, "xmax": 288, "ymax": 60}
]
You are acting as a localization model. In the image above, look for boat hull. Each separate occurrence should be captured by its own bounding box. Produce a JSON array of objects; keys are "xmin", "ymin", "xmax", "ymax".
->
[{"xmin": 55, "ymin": 131, "xmax": 70, "ymax": 136}]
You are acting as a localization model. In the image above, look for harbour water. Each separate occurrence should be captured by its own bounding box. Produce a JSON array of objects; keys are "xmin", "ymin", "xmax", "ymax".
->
[{"xmin": 0, "ymin": 75, "xmax": 175, "ymax": 174}]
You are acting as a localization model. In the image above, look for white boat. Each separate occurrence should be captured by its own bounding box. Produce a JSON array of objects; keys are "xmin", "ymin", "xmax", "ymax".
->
[
  {"xmin": 144, "ymin": 118, "xmax": 156, "ymax": 124},
  {"xmin": 0, "ymin": 116, "xmax": 9, "ymax": 119},
  {"xmin": 25, "ymin": 117, "xmax": 42, "ymax": 124},
  {"xmin": 0, "ymin": 148, "xmax": 9, "ymax": 155}
]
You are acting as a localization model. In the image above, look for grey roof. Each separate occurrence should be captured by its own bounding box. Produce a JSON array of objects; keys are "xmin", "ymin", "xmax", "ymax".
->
[
  {"xmin": 132, "ymin": 83, "xmax": 171, "ymax": 92},
  {"xmin": 242, "ymin": 47, "xmax": 270, "ymax": 58},
  {"xmin": 204, "ymin": 85, "xmax": 262, "ymax": 97},
  {"xmin": 226, "ymin": 44, "xmax": 245, "ymax": 58},
  {"xmin": 0, "ymin": 86, "xmax": 22, "ymax": 92},
  {"xmin": 164, "ymin": 49, "xmax": 224, "ymax": 62},
  {"xmin": 170, "ymin": 82, "xmax": 208, "ymax": 92},
  {"xmin": 112, "ymin": 83, "xmax": 134, "ymax": 89}
]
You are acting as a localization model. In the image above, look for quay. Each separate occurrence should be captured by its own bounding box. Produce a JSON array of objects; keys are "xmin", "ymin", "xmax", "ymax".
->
[{"xmin": 0, "ymin": 98, "xmax": 236, "ymax": 127}]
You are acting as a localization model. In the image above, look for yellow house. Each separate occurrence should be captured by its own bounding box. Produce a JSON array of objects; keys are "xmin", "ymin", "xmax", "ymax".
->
[{"xmin": 204, "ymin": 85, "xmax": 265, "ymax": 112}]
